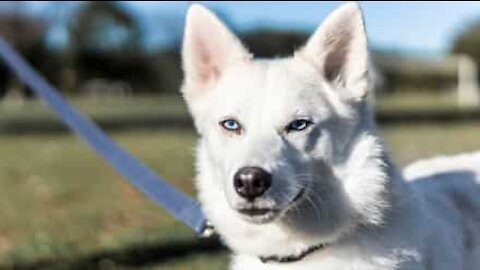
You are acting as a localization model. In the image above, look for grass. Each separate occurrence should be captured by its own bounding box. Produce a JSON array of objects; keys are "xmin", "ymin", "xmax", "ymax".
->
[
  {"xmin": 381, "ymin": 123, "xmax": 480, "ymax": 166},
  {"xmin": 1, "ymin": 94, "xmax": 480, "ymax": 269},
  {"xmin": 0, "ymin": 95, "xmax": 188, "ymax": 121},
  {"xmin": 376, "ymin": 90, "xmax": 461, "ymax": 112},
  {"xmin": 1, "ymin": 123, "xmax": 480, "ymax": 269},
  {"xmin": 0, "ymin": 131, "xmax": 199, "ymax": 268}
]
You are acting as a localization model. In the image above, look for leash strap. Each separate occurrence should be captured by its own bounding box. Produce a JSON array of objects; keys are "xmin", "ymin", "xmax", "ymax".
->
[{"xmin": 0, "ymin": 38, "xmax": 208, "ymax": 235}]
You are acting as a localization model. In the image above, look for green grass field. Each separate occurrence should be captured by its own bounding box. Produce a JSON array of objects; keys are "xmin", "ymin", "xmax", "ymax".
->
[
  {"xmin": 2, "ymin": 124, "xmax": 480, "ymax": 269},
  {"xmin": 1, "ymin": 94, "xmax": 480, "ymax": 269}
]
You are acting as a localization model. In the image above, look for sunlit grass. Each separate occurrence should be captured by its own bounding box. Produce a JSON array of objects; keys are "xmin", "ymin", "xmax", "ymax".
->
[{"xmin": 0, "ymin": 131, "xmax": 198, "ymax": 267}]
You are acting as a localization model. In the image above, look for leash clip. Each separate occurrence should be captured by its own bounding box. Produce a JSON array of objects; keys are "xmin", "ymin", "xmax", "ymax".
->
[{"xmin": 199, "ymin": 221, "xmax": 216, "ymax": 238}]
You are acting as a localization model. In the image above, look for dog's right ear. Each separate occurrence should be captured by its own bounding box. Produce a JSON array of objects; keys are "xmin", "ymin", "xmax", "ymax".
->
[
  {"xmin": 182, "ymin": 4, "xmax": 250, "ymax": 94},
  {"xmin": 297, "ymin": 2, "xmax": 370, "ymax": 102}
]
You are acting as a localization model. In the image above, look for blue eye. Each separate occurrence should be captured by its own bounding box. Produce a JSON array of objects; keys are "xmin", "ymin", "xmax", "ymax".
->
[
  {"xmin": 286, "ymin": 119, "xmax": 313, "ymax": 132},
  {"xmin": 220, "ymin": 119, "xmax": 242, "ymax": 132}
]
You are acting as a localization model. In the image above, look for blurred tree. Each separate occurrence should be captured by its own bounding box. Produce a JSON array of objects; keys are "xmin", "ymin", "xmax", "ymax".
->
[
  {"xmin": 68, "ymin": 1, "xmax": 155, "ymax": 94},
  {"xmin": 0, "ymin": 3, "xmax": 49, "ymax": 98},
  {"xmin": 241, "ymin": 30, "xmax": 308, "ymax": 58},
  {"xmin": 452, "ymin": 20, "xmax": 480, "ymax": 77},
  {"xmin": 70, "ymin": 1, "xmax": 141, "ymax": 53}
]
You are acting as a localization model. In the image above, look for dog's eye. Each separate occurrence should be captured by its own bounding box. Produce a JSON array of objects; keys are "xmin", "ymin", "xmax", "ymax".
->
[
  {"xmin": 220, "ymin": 119, "xmax": 242, "ymax": 133},
  {"xmin": 286, "ymin": 119, "xmax": 313, "ymax": 132}
]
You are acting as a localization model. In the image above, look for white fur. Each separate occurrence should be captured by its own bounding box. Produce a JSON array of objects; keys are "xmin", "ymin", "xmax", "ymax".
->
[{"xmin": 181, "ymin": 3, "xmax": 480, "ymax": 269}]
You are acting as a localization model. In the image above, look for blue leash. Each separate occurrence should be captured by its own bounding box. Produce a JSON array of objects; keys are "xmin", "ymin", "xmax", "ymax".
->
[{"xmin": 0, "ymin": 38, "xmax": 209, "ymax": 236}]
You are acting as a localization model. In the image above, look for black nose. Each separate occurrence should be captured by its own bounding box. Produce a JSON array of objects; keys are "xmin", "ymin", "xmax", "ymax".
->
[{"xmin": 234, "ymin": 167, "xmax": 272, "ymax": 200}]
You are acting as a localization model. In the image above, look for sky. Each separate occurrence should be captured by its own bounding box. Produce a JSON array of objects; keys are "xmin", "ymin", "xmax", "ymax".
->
[
  {"xmin": 3, "ymin": 1, "xmax": 480, "ymax": 55},
  {"xmin": 125, "ymin": 1, "xmax": 480, "ymax": 54}
]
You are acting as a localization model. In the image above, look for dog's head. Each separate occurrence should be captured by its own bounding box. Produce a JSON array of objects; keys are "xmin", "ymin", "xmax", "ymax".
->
[{"xmin": 181, "ymin": 3, "xmax": 388, "ymax": 256}]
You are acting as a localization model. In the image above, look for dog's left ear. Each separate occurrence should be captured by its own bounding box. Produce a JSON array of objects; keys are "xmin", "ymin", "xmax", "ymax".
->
[
  {"xmin": 298, "ymin": 2, "xmax": 370, "ymax": 101},
  {"xmin": 182, "ymin": 4, "xmax": 250, "ymax": 92}
]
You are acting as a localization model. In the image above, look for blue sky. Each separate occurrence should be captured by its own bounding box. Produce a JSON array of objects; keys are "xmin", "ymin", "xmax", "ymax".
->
[
  {"xmin": 124, "ymin": 1, "xmax": 480, "ymax": 54},
  {"xmin": 4, "ymin": 1, "xmax": 480, "ymax": 55}
]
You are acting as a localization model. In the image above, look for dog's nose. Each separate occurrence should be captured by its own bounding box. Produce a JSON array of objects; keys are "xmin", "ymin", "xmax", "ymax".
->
[{"xmin": 234, "ymin": 167, "xmax": 272, "ymax": 200}]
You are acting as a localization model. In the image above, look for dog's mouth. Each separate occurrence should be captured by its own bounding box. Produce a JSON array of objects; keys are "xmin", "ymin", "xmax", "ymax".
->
[
  {"xmin": 237, "ymin": 207, "xmax": 275, "ymax": 216},
  {"xmin": 236, "ymin": 188, "xmax": 306, "ymax": 224}
]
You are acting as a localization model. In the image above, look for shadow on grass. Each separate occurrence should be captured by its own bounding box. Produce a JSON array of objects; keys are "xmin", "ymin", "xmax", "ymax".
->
[
  {"xmin": 0, "ymin": 115, "xmax": 194, "ymax": 135},
  {"xmin": 0, "ymin": 238, "xmax": 226, "ymax": 270},
  {"xmin": 377, "ymin": 108, "xmax": 480, "ymax": 124}
]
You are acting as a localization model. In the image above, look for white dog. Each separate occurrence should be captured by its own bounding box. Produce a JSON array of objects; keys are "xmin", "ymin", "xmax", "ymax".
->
[{"xmin": 180, "ymin": 2, "xmax": 480, "ymax": 269}]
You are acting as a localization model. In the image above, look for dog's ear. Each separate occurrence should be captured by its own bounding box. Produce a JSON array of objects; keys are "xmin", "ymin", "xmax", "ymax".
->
[
  {"xmin": 182, "ymin": 4, "xmax": 250, "ymax": 92},
  {"xmin": 298, "ymin": 2, "xmax": 370, "ymax": 101}
]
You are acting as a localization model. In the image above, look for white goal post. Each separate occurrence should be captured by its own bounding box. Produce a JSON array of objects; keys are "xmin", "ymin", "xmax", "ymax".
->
[{"xmin": 454, "ymin": 54, "xmax": 479, "ymax": 108}]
